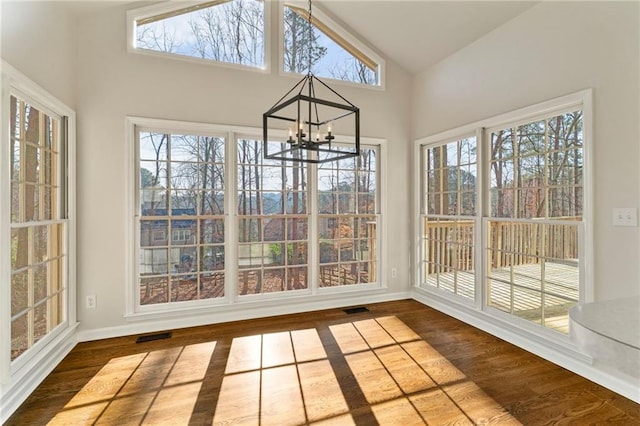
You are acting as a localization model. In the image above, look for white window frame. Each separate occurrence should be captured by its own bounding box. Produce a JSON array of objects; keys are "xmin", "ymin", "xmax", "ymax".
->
[
  {"xmin": 0, "ymin": 61, "xmax": 77, "ymax": 383},
  {"xmin": 414, "ymin": 89, "xmax": 593, "ymax": 341},
  {"xmin": 278, "ymin": 0, "xmax": 386, "ymax": 90},
  {"xmin": 126, "ymin": 0, "xmax": 271, "ymax": 74},
  {"xmin": 126, "ymin": 118, "xmax": 386, "ymax": 318}
]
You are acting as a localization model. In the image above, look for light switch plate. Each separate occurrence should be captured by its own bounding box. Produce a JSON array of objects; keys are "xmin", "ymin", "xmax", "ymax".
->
[{"xmin": 613, "ymin": 208, "xmax": 638, "ymax": 227}]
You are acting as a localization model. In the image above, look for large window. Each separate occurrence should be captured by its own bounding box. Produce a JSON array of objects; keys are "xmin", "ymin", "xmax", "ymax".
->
[
  {"xmin": 129, "ymin": 0, "xmax": 265, "ymax": 69},
  {"xmin": 486, "ymin": 110, "xmax": 583, "ymax": 333},
  {"xmin": 417, "ymin": 92, "xmax": 589, "ymax": 336},
  {"xmin": 318, "ymin": 149, "xmax": 378, "ymax": 287},
  {"xmin": 420, "ymin": 137, "xmax": 477, "ymax": 301},
  {"xmin": 137, "ymin": 129, "xmax": 226, "ymax": 306},
  {"xmin": 237, "ymin": 139, "xmax": 309, "ymax": 295},
  {"xmin": 130, "ymin": 119, "xmax": 383, "ymax": 314},
  {"xmin": 9, "ymin": 96, "xmax": 67, "ymax": 361}
]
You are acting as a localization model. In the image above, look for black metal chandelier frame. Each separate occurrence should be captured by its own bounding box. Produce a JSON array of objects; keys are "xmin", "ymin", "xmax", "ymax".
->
[{"xmin": 262, "ymin": 0, "xmax": 360, "ymax": 164}]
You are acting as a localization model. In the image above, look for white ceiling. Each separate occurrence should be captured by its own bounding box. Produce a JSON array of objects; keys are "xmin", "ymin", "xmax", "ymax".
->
[
  {"xmin": 319, "ymin": 0, "xmax": 538, "ymax": 75},
  {"xmin": 63, "ymin": 0, "xmax": 538, "ymax": 75}
]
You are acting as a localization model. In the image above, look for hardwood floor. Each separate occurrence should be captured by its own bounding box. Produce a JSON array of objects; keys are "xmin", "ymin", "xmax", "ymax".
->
[{"xmin": 5, "ymin": 300, "xmax": 640, "ymax": 425}]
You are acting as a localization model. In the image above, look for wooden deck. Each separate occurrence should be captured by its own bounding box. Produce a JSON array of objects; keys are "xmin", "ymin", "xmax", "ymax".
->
[{"xmin": 426, "ymin": 261, "xmax": 579, "ymax": 333}]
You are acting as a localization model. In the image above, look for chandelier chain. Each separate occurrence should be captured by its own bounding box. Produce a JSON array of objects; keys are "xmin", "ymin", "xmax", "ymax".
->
[{"xmin": 307, "ymin": 0, "xmax": 312, "ymax": 75}]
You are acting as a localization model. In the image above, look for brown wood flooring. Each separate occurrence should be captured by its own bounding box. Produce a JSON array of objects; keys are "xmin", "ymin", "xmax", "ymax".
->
[{"xmin": 5, "ymin": 300, "xmax": 640, "ymax": 425}]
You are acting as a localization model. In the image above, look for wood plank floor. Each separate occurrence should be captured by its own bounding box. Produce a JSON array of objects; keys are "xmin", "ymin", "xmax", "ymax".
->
[{"xmin": 5, "ymin": 300, "xmax": 640, "ymax": 425}]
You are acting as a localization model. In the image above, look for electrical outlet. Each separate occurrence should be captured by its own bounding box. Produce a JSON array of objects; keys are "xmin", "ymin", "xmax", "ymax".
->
[
  {"xmin": 86, "ymin": 295, "xmax": 97, "ymax": 309},
  {"xmin": 613, "ymin": 208, "xmax": 638, "ymax": 227},
  {"xmin": 391, "ymin": 268, "xmax": 397, "ymax": 278}
]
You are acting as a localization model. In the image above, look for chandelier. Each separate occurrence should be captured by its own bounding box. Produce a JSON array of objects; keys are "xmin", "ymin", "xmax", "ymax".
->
[{"xmin": 263, "ymin": 0, "xmax": 360, "ymax": 164}]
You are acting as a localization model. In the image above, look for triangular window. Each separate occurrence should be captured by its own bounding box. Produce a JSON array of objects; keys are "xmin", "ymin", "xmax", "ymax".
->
[
  {"xmin": 283, "ymin": 3, "xmax": 383, "ymax": 86},
  {"xmin": 130, "ymin": 0, "xmax": 265, "ymax": 69}
]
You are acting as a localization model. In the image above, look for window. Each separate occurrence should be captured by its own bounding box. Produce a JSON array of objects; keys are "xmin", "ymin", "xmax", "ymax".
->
[
  {"xmin": 282, "ymin": 2, "xmax": 383, "ymax": 86},
  {"xmin": 237, "ymin": 139, "xmax": 309, "ymax": 295},
  {"xmin": 417, "ymin": 91, "xmax": 590, "ymax": 336},
  {"xmin": 129, "ymin": 0, "xmax": 265, "ymax": 69},
  {"xmin": 129, "ymin": 118, "xmax": 384, "ymax": 314},
  {"xmin": 9, "ymin": 95, "xmax": 68, "ymax": 361},
  {"xmin": 137, "ymin": 130, "xmax": 226, "ymax": 306},
  {"xmin": 420, "ymin": 137, "xmax": 477, "ymax": 300},
  {"xmin": 318, "ymin": 149, "xmax": 378, "ymax": 287},
  {"xmin": 487, "ymin": 110, "xmax": 583, "ymax": 333}
]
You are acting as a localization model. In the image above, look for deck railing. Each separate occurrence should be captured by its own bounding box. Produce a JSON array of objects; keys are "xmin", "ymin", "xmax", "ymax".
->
[{"xmin": 424, "ymin": 218, "xmax": 580, "ymax": 272}]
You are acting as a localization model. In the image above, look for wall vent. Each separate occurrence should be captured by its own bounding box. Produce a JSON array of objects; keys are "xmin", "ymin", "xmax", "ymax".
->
[
  {"xmin": 136, "ymin": 332, "xmax": 172, "ymax": 343},
  {"xmin": 343, "ymin": 306, "xmax": 369, "ymax": 314}
]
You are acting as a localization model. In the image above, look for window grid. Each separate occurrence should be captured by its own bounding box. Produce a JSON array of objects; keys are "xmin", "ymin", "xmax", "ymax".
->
[
  {"xmin": 318, "ymin": 150, "xmax": 378, "ymax": 287},
  {"xmin": 487, "ymin": 110, "xmax": 583, "ymax": 333},
  {"xmin": 138, "ymin": 132, "xmax": 226, "ymax": 305},
  {"xmin": 9, "ymin": 96, "xmax": 65, "ymax": 361},
  {"xmin": 237, "ymin": 139, "xmax": 309, "ymax": 295},
  {"xmin": 421, "ymin": 138, "xmax": 477, "ymax": 301}
]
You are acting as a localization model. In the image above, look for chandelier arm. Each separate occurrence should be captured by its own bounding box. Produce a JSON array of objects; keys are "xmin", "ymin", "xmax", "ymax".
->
[
  {"xmin": 312, "ymin": 75, "xmax": 358, "ymax": 108},
  {"xmin": 266, "ymin": 74, "xmax": 308, "ymax": 111}
]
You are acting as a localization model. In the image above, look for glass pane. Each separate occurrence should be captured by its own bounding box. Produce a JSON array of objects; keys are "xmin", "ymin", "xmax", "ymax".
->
[
  {"xmin": 137, "ymin": 0, "xmax": 265, "ymax": 68},
  {"xmin": 11, "ymin": 271, "xmax": 28, "ymax": 316},
  {"xmin": 239, "ymin": 219, "xmax": 261, "ymax": 243},
  {"xmin": 140, "ymin": 277, "xmax": 169, "ymax": 305},
  {"xmin": 263, "ymin": 268, "xmax": 285, "ymax": 293},
  {"xmin": 201, "ymin": 245, "xmax": 225, "ymax": 272},
  {"xmin": 139, "ymin": 248, "xmax": 169, "ymax": 275},
  {"xmin": 140, "ymin": 160, "xmax": 168, "ymax": 188},
  {"xmin": 140, "ymin": 220, "xmax": 168, "ymax": 247},
  {"xmin": 287, "ymin": 267, "xmax": 307, "ymax": 290},
  {"xmin": 34, "ymin": 225, "xmax": 48, "ymax": 263},
  {"xmin": 171, "ymin": 162, "xmax": 198, "ymax": 189},
  {"xmin": 283, "ymin": 6, "xmax": 376, "ymax": 85},
  {"xmin": 50, "ymin": 292, "xmax": 63, "ymax": 330},
  {"xmin": 11, "ymin": 314, "xmax": 28, "ymax": 360},
  {"xmin": 287, "ymin": 218, "xmax": 307, "ymax": 241},
  {"xmin": 264, "ymin": 218, "xmax": 285, "ymax": 241},
  {"xmin": 238, "ymin": 243, "xmax": 264, "ymax": 269},
  {"xmin": 200, "ymin": 272, "xmax": 224, "ymax": 299},
  {"xmin": 140, "ymin": 132, "xmax": 168, "ymax": 161},
  {"xmin": 171, "ymin": 219, "xmax": 196, "ymax": 246},
  {"xmin": 140, "ymin": 190, "xmax": 168, "ymax": 215},
  {"xmin": 34, "ymin": 302, "xmax": 48, "ymax": 344},
  {"xmin": 288, "ymin": 242, "xmax": 307, "ymax": 265},
  {"xmin": 201, "ymin": 219, "xmax": 224, "ymax": 244},
  {"xmin": 171, "ymin": 275, "xmax": 197, "ymax": 302},
  {"xmin": 172, "ymin": 247, "xmax": 197, "ymax": 275},
  {"xmin": 267, "ymin": 243, "xmax": 286, "ymax": 266},
  {"xmin": 11, "ymin": 227, "xmax": 28, "ymax": 270},
  {"xmin": 238, "ymin": 269, "xmax": 262, "ymax": 295},
  {"xmin": 34, "ymin": 263, "xmax": 48, "ymax": 302}
]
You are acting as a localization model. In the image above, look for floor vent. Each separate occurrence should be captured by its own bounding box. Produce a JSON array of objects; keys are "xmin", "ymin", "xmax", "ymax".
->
[
  {"xmin": 136, "ymin": 332, "xmax": 172, "ymax": 343},
  {"xmin": 343, "ymin": 306, "xmax": 369, "ymax": 315}
]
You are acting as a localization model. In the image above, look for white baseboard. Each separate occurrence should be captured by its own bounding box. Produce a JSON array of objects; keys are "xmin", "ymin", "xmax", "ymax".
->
[
  {"xmin": 411, "ymin": 290, "xmax": 640, "ymax": 403},
  {"xmin": 0, "ymin": 324, "xmax": 79, "ymax": 424},
  {"xmin": 77, "ymin": 291, "xmax": 412, "ymax": 342}
]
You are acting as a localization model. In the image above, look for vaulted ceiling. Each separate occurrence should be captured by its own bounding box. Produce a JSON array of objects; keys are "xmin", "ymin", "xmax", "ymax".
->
[
  {"xmin": 320, "ymin": 1, "xmax": 538, "ymax": 74},
  {"xmin": 63, "ymin": 0, "xmax": 538, "ymax": 75}
]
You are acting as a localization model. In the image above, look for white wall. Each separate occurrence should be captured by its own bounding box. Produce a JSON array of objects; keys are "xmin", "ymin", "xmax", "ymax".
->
[
  {"xmin": 412, "ymin": 1, "xmax": 640, "ymax": 301},
  {"xmin": 72, "ymin": 2, "xmax": 412, "ymax": 331},
  {"xmin": 0, "ymin": 1, "xmax": 76, "ymax": 108}
]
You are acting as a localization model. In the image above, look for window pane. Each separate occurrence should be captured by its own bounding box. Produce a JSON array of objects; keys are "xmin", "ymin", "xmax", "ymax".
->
[
  {"xmin": 318, "ymin": 147, "xmax": 379, "ymax": 288},
  {"xmin": 283, "ymin": 6, "xmax": 377, "ymax": 85},
  {"xmin": 9, "ymin": 96, "xmax": 66, "ymax": 362},
  {"xmin": 136, "ymin": 0, "xmax": 265, "ymax": 68}
]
